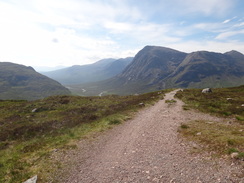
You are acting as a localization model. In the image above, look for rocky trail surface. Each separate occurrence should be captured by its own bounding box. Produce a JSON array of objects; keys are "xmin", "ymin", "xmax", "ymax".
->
[{"xmin": 54, "ymin": 90, "xmax": 243, "ymax": 183}]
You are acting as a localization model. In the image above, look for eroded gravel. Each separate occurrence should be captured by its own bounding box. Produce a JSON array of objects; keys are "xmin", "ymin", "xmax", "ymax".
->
[{"xmin": 53, "ymin": 90, "xmax": 243, "ymax": 183}]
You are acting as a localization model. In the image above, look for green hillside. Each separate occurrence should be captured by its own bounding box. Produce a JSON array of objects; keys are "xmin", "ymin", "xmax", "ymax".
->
[{"xmin": 0, "ymin": 62, "xmax": 71, "ymax": 100}]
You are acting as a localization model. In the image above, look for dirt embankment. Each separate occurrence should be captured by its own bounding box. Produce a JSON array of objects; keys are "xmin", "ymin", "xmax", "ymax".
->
[{"xmin": 54, "ymin": 90, "xmax": 243, "ymax": 183}]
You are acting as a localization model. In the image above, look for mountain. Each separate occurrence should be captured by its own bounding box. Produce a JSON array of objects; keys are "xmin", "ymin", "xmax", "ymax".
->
[
  {"xmin": 165, "ymin": 50, "xmax": 244, "ymax": 88},
  {"xmin": 118, "ymin": 46, "xmax": 187, "ymax": 86},
  {"xmin": 72, "ymin": 46, "xmax": 244, "ymax": 96},
  {"xmin": 42, "ymin": 57, "xmax": 133, "ymax": 85},
  {"xmin": 0, "ymin": 62, "xmax": 71, "ymax": 100},
  {"xmin": 34, "ymin": 65, "xmax": 66, "ymax": 72}
]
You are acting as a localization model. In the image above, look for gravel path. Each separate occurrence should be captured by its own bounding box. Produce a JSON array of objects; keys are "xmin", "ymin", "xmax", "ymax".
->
[{"xmin": 55, "ymin": 90, "xmax": 243, "ymax": 183}]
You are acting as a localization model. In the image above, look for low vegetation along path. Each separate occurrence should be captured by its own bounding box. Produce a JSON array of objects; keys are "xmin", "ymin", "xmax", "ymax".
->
[{"xmin": 56, "ymin": 90, "xmax": 243, "ymax": 183}]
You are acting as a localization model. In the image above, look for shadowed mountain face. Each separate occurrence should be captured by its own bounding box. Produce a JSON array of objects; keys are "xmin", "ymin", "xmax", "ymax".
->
[
  {"xmin": 165, "ymin": 51, "xmax": 244, "ymax": 88},
  {"xmin": 73, "ymin": 46, "xmax": 244, "ymax": 96},
  {"xmin": 42, "ymin": 57, "xmax": 133, "ymax": 85},
  {"xmin": 0, "ymin": 62, "xmax": 71, "ymax": 100},
  {"xmin": 119, "ymin": 46, "xmax": 187, "ymax": 84}
]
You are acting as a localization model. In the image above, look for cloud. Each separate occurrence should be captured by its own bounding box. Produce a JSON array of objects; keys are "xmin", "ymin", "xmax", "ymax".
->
[
  {"xmin": 234, "ymin": 22, "xmax": 244, "ymax": 27},
  {"xmin": 161, "ymin": 0, "xmax": 235, "ymax": 16},
  {"xmin": 167, "ymin": 40, "xmax": 244, "ymax": 54},
  {"xmin": 0, "ymin": 0, "xmax": 243, "ymax": 67},
  {"xmin": 223, "ymin": 19, "xmax": 231, "ymax": 24},
  {"xmin": 222, "ymin": 16, "xmax": 237, "ymax": 24},
  {"xmin": 215, "ymin": 30, "xmax": 244, "ymax": 40}
]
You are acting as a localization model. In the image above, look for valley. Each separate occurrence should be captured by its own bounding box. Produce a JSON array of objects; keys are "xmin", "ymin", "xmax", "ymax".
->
[{"xmin": 60, "ymin": 46, "xmax": 244, "ymax": 96}]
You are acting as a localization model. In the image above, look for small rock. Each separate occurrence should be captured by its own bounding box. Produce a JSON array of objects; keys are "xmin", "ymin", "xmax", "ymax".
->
[
  {"xmin": 23, "ymin": 175, "xmax": 37, "ymax": 183},
  {"xmin": 230, "ymin": 152, "xmax": 239, "ymax": 159},
  {"xmin": 31, "ymin": 108, "xmax": 38, "ymax": 113},
  {"xmin": 227, "ymin": 121, "xmax": 232, "ymax": 125},
  {"xmin": 193, "ymin": 143, "xmax": 199, "ymax": 149},
  {"xmin": 206, "ymin": 122, "xmax": 214, "ymax": 124},
  {"xmin": 138, "ymin": 103, "xmax": 145, "ymax": 107},
  {"xmin": 196, "ymin": 132, "xmax": 202, "ymax": 136},
  {"xmin": 241, "ymin": 104, "xmax": 244, "ymax": 107},
  {"xmin": 152, "ymin": 177, "xmax": 160, "ymax": 182},
  {"xmin": 145, "ymin": 170, "xmax": 150, "ymax": 174}
]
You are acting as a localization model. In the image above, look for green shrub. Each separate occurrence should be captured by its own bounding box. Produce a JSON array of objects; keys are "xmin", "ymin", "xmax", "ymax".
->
[
  {"xmin": 165, "ymin": 99, "xmax": 177, "ymax": 104},
  {"xmin": 108, "ymin": 119, "xmax": 122, "ymax": 125},
  {"xmin": 180, "ymin": 124, "xmax": 189, "ymax": 129}
]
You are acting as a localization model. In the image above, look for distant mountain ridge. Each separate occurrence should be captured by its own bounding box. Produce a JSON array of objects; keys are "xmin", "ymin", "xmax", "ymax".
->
[
  {"xmin": 73, "ymin": 46, "xmax": 244, "ymax": 96},
  {"xmin": 42, "ymin": 57, "xmax": 133, "ymax": 85},
  {"xmin": 0, "ymin": 62, "xmax": 71, "ymax": 100}
]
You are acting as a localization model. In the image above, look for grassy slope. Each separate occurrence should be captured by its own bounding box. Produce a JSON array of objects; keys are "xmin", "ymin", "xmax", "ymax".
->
[
  {"xmin": 0, "ymin": 89, "xmax": 170, "ymax": 183},
  {"xmin": 0, "ymin": 62, "xmax": 71, "ymax": 100},
  {"xmin": 175, "ymin": 85, "xmax": 244, "ymax": 158}
]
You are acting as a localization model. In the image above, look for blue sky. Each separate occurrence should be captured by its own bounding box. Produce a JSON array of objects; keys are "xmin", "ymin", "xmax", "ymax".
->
[{"xmin": 0, "ymin": 0, "xmax": 243, "ymax": 69}]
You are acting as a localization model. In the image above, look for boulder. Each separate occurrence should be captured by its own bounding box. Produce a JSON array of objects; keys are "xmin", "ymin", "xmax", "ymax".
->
[{"xmin": 202, "ymin": 88, "xmax": 212, "ymax": 93}]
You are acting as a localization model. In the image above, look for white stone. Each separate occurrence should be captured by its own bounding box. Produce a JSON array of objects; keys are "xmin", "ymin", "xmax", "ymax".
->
[
  {"xmin": 31, "ymin": 108, "xmax": 37, "ymax": 113},
  {"xmin": 23, "ymin": 175, "xmax": 37, "ymax": 183},
  {"xmin": 230, "ymin": 152, "xmax": 239, "ymax": 159}
]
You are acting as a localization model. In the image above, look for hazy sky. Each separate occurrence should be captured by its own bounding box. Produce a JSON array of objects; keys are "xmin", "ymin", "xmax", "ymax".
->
[{"xmin": 0, "ymin": 0, "xmax": 243, "ymax": 68}]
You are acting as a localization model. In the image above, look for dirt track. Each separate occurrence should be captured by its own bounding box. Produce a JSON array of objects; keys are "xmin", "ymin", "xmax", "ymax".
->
[{"xmin": 55, "ymin": 90, "xmax": 243, "ymax": 183}]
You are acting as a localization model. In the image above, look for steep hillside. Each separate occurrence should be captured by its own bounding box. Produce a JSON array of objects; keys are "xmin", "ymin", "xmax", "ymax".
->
[
  {"xmin": 119, "ymin": 46, "xmax": 187, "ymax": 84},
  {"xmin": 166, "ymin": 50, "xmax": 244, "ymax": 88},
  {"xmin": 0, "ymin": 62, "xmax": 71, "ymax": 100},
  {"xmin": 42, "ymin": 57, "xmax": 133, "ymax": 85},
  {"xmin": 72, "ymin": 46, "xmax": 244, "ymax": 96}
]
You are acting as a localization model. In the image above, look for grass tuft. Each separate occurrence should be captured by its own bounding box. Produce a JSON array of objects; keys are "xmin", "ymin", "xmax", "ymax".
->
[
  {"xmin": 165, "ymin": 99, "xmax": 177, "ymax": 104},
  {"xmin": 180, "ymin": 124, "xmax": 189, "ymax": 129},
  {"xmin": 108, "ymin": 119, "xmax": 122, "ymax": 125}
]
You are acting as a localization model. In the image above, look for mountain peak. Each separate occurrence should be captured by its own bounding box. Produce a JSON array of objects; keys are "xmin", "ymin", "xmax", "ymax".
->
[
  {"xmin": 142, "ymin": 45, "xmax": 184, "ymax": 53},
  {"xmin": 118, "ymin": 46, "xmax": 187, "ymax": 83},
  {"xmin": 225, "ymin": 50, "xmax": 243, "ymax": 56}
]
